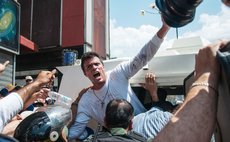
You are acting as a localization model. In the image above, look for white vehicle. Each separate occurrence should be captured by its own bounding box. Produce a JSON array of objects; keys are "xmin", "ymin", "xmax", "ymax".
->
[{"xmin": 57, "ymin": 37, "xmax": 199, "ymax": 100}]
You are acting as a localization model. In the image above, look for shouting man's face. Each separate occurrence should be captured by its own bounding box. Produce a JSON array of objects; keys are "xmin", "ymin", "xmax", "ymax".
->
[{"xmin": 83, "ymin": 56, "xmax": 106, "ymax": 89}]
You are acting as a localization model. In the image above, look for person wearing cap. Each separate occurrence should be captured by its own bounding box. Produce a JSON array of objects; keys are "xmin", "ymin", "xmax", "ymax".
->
[{"xmin": 25, "ymin": 76, "xmax": 33, "ymax": 85}]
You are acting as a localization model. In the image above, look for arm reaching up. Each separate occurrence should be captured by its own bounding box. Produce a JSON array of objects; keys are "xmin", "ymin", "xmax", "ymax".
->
[
  {"xmin": 140, "ymin": 73, "xmax": 159, "ymax": 102},
  {"xmin": 17, "ymin": 69, "xmax": 56, "ymax": 103},
  {"xmin": 156, "ymin": 18, "xmax": 170, "ymax": 39}
]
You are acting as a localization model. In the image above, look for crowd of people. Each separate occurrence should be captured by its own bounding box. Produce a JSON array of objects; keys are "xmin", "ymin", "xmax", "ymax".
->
[
  {"xmin": 0, "ymin": 0, "xmax": 230, "ymax": 141},
  {"xmin": 0, "ymin": 62, "xmax": 56, "ymax": 136}
]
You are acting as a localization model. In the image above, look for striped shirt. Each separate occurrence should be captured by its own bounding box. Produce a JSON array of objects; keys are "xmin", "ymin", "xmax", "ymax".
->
[{"xmin": 133, "ymin": 107, "xmax": 172, "ymax": 139}]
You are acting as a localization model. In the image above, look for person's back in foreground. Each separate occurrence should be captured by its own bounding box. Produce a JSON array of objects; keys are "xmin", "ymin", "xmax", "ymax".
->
[
  {"xmin": 96, "ymin": 99, "xmax": 147, "ymax": 142},
  {"xmin": 152, "ymin": 40, "xmax": 230, "ymax": 141}
]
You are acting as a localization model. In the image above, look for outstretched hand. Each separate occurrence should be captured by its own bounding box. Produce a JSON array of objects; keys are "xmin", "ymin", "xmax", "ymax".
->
[
  {"xmin": 35, "ymin": 69, "xmax": 56, "ymax": 87},
  {"xmin": 23, "ymin": 88, "xmax": 50, "ymax": 110},
  {"xmin": 161, "ymin": 15, "xmax": 170, "ymax": 29},
  {"xmin": 0, "ymin": 60, "xmax": 10, "ymax": 73},
  {"xmin": 141, "ymin": 73, "xmax": 157, "ymax": 92},
  {"xmin": 157, "ymin": 15, "xmax": 170, "ymax": 39},
  {"xmin": 140, "ymin": 73, "xmax": 158, "ymax": 102},
  {"xmin": 32, "ymin": 88, "xmax": 50, "ymax": 102}
]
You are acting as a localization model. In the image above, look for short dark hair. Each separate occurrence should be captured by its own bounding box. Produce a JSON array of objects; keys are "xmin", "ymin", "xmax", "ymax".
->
[
  {"xmin": 105, "ymin": 99, "xmax": 134, "ymax": 129},
  {"xmin": 81, "ymin": 52, "xmax": 104, "ymax": 73}
]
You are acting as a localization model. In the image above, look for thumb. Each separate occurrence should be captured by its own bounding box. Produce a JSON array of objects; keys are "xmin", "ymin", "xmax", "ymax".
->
[
  {"xmin": 51, "ymin": 69, "xmax": 57, "ymax": 75},
  {"xmin": 3, "ymin": 60, "xmax": 10, "ymax": 66}
]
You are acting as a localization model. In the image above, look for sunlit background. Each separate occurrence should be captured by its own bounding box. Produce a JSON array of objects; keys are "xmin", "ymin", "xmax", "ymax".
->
[{"xmin": 109, "ymin": 0, "xmax": 230, "ymax": 58}]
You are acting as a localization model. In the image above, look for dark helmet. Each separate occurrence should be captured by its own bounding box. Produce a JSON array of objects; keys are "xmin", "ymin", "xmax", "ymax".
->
[
  {"xmin": 155, "ymin": 0, "xmax": 203, "ymax": 27},
  {"xmin": 14, "ymin": 105, "xmax": 72, "ymax": 142}
]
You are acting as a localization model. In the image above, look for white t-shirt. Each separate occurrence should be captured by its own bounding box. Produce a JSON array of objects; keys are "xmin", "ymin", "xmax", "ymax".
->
[
  {"xmin": 68, "ymin": 34, "xmax": 163, "ymax": 140},
  {"xmin": 0, "ymin": 92, "xmax": 23, "ymax": 132}
]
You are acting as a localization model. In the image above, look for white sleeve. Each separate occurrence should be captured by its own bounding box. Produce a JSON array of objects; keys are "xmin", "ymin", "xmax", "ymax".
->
[
  {"xmin": 116, "ymin": 34, "xmax": 163, "ymax": 79},
  {"xmin": 68, "ymin": 101, "xmax": 91, "ymax": 140},
  {"xmin": 0, "ymin": 92, "xmax": 23, "ymax": 132}
]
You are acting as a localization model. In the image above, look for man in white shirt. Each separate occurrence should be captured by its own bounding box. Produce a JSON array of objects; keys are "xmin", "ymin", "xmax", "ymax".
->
[{"xmin": 68, "ymin": 19, "xmax": 170, "ymax": 140}]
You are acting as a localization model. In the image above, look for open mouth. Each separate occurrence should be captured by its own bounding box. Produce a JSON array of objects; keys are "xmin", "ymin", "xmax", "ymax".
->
[{"xmin": 93, "ymin": 72, "xmax": 101, "ymax": 78}]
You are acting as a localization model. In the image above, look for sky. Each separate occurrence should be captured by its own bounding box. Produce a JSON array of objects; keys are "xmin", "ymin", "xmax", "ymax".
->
[{"xmin": 109, "ymin": 0, "xmax": 230, "ymax": 58}]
